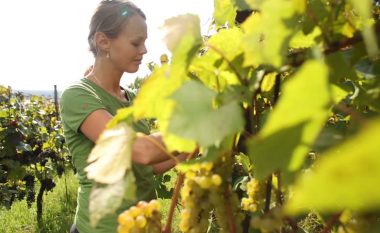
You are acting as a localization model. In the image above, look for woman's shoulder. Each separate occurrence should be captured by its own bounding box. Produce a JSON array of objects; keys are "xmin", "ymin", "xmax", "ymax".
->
[{"xmin": 60, "ymin": 78, "xmax": 99, "ymax": 100}]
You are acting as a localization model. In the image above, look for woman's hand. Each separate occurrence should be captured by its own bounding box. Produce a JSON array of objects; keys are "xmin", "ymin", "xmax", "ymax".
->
[
  {"xmin": 151, "ymin": 152, "xmax": 189, "ymax": 174},
  {"xmin": 132, "ymin": 132, "xmax": 170, "ymax": 165}
]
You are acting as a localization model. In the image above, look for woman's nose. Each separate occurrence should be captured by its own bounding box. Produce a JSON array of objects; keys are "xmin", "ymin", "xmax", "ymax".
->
[{"xmin": 140, "ymin": 44, "xmax": 147, "ymax": 55}]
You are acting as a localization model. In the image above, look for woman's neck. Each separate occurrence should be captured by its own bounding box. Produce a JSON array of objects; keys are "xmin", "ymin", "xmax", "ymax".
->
[{"xmin": 89, "ymin": 57, "xmax": 123, "ymax": 94}]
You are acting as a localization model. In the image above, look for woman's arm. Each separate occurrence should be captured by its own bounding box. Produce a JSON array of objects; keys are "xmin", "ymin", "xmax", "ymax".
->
[
  {"xmin": 80, "ymin": 109, "xmax": 171, "ymax": 165},
  {"xmin": 152, "ymin": 153, "xmax": 188, "ymax": 174}
]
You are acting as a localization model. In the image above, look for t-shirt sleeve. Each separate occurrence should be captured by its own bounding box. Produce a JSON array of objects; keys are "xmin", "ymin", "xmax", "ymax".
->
[{"xmin": 59, "ymin": 86, "xmax": 106, "ymax": 133}]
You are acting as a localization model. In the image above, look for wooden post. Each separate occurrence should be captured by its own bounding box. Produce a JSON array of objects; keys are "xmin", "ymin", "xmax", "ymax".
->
[
  {"xmin": 54, "ymin": 85, "xmax": 60, "ymax": 120},
  {"xmin": 7, "ymin": 85, "xmax": 12, "ymax": 98}
]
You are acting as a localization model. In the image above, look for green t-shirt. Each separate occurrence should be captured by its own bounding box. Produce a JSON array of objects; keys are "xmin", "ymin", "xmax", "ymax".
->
[{"xmin": 59, "ymin": 78, "xmax": 156, "ymax": 233}]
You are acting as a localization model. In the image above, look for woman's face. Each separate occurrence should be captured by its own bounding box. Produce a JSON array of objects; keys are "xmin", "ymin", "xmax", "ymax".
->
[{"xmin": 109, "ymin": 14, "xmax": 147, "ymax": 73}]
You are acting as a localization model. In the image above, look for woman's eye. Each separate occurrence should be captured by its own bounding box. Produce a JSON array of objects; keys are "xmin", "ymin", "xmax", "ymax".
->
[{"xmin": 132, "ymin": 43, "xmax": 139, "ymax": 47}]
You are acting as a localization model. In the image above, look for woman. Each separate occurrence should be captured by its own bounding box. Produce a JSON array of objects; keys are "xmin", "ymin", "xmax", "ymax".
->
[{"xmin": 59, "ymin": 1, "xmax": 186, "ymax": 232}]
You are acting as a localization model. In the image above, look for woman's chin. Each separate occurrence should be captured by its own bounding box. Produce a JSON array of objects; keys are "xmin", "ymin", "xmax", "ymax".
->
[{"xmin": 125, "ymin": 66, "xmax": 139, "ymax": 73}]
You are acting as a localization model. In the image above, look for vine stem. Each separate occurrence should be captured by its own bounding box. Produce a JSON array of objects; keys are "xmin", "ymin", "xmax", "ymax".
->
[
  {"xmin": 264, "ymin": 173, "xmax": 273, "ymax": 213},
  {"xmin": 224, "ymin": 185, "xmax": 237, "ymax": 233},
  {"xmin": 289, "ymin": 23, "xmax": 380, "ymax": 68},
  {"xmin": 162, "ymin": 148, "xmax": 199, "ymax": 233},
  {"xmin": 275, "ymin": 171, "xmax": 283, "ymax": 206},
  {"xmin": 136, "ymin": 133, "xmax": 180, "ymax": 164},
  {"xmin": 320, "ymin": 212, "xmax": 342, "ymax": 233}
]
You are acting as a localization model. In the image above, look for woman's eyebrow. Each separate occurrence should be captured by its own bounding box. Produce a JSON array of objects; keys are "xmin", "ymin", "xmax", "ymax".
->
[{"xmin": 133, "ymin": 35, "xmax": 147, "ymax": 40}]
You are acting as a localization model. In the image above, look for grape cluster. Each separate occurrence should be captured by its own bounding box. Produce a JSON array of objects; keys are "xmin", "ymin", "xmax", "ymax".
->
[
  {"xmin": 117, "ymin": 200, "xmax": 162, "ymax": 233},
  {"xmin": 179, "ymin": 161, "xmax": 243, "ymax": 233},
  {"xmin": 241, "ymin": 178, "xmax": 260, "ymax": 212}
]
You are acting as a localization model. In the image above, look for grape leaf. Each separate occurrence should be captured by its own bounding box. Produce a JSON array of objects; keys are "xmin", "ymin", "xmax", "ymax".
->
[
  {"xmin": 289, "ymin": 27, "xmax": 321, "ymax": 49},
  {"xmin": 235, "ymin": 0, "xmax": 251, "ymax": 10},
  {"xmin": 242, "ymin": 0, "xmax": 302, "ymax": 67},
  {"xmin": 132, "ymin": 66, "xmax": 196, "ymax": 152},
  {"xmin": 85, "ymin": 123, "xmax": 135, "ymax": 184},
  {"xmin": 162, "ymin": 14, "xmax": 201, "ymax": 53},
  {"xmin": 89, "ymin": 173, "xmax": 136, "ymax": 227},
  {"xmin": 261, "ymin": 72, "xmax": 277, "ymax": 92},
  {"xmin": 162, "ymin": 14, "xmax": 202, "ymax": 79},
  {"xmin": 247, "ymin": 60, "xmax": 332, "ymax": 180},
  {"xmin": 348, "ymin": 0, "xmax": 379, "ymax": 58},
  {"xmin": 245, "ymin": 0, "xmax": 265, "ymax": 9},
  {"xmin": 214, "ymin": 0, "xmax": 237, "ymax": 27},
  {"xmin": 190, "ymin": 27, "xmax": 244, "ymax": 90},
  {"xmin": 168, "ymin": 80, "xmax": 244, "ymax": 147},
  {"xmin": 107, "ymin": 107, "xmax": 134, "ymax": 128},
  {"xmin": 207, "ymin": 27, "xmax": 244, "ymax": 62},
  {"xmin": 285, "ymin": 117, "xmax": 380, "ymax": 214}
]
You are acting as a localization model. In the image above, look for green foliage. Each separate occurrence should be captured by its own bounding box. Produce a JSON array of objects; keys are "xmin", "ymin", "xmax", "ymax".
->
[
  {"xmin": 285, "ymin": 117, "xmax": 380, "ymax": 214},
  {"xmin": 85, "ymin": 0, "xmax": 380, "ymax": 232},
  {"xmin": 0, "ymin": 171, "xmax": 78, "ymax": 233},
  {"xmin": 248, "ymin": 60, "xmax": 332, "ymax": 181},
  {"xmin": 0, "ymin": 86, "xmax": 71, "ymax": 223},
  {"xmin": 168, "ymin": 80, "xmax": 244, "ymax": 147},
  {"xmin": 85, "ymin": 123, "xmax": 137, "ymax": 227}
]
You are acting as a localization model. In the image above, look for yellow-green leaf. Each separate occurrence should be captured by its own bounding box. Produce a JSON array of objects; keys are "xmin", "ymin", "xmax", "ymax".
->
[
  {"xmin": 168, "ymin": 80, "xmax": 244, "ymax": 147},
  {"xmin": 132, "ymin": 65, "xmax": 196, "ymax": 152},
  {"xmin": 190, "ymin": 28, "xmax": 244, "ymax": 90},
  {"xmin": 89, "ymin": 173, "xmax": 136, "ymax": 227},
  {"xmin": 285, "ymin": 117, "xmax": 380, "ymax": 214},
  {"xmin": 162, "ymin": 14, "xmax": 202, "ymax": 79},
  {"xmin": 261, "ymin": 72, "xmax": 277, "ymax": 92},
  {"xmin": 214, "ymin": 0, "xmax": 237, "ymax": 27},
  {"xmin": 348, "ymin": 0, "xmax": 379, "ymax": 58},
  {"xmin": 248, "ymin": 60, "xmax": 332, "ymax": 180},
  {"xmin": 242, "ymin": 0, "xmax": 301, "ymax": 67},
  {"xmin": 85, "ymin": 123, "xmax": 135, "ymax": 184},
  {"xmin": 290, "ymin": 27, "xmax": 322, "ymax": 49}
]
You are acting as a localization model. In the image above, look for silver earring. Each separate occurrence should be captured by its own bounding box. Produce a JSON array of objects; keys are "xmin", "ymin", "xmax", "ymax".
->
[{"xmin": 106, "ymin": 53, "xmax": 110, "ymax": 59}]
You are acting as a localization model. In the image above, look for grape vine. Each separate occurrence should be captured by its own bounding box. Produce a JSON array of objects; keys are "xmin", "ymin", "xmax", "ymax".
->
[
  {"xmin": 86, "ymin": 0, "xmax": 380, "ymax": 232},
  {"xmin": 0, "ymin": 86, "xmax": 71, "ymax": 224}
]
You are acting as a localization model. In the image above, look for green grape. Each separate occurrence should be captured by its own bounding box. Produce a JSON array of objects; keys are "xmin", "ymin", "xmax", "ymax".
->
[
  {"xmin": 118, "ymin": 213, "xmax": 135, "ymax": 226},
  {"xmin": 241, "ymin": 178, "xmax": 260, "ymax": 212},
  {"xmin": 137, "ymin": 201, "xmax": 147, "ymax": 209},
  {"xmin": 195, "ymin": 176, "xmax": 212, "ymax": 189},
  {"xmin": 211, "ymin": 174, "xmax": 222, "ymax": 186},
  {"xmin": 117, "ymin": 224, "xmax": 131, "ymax": 233},
  {"xmin": 128, "ymin": 206, "xmax": 142, "ymax": 217},
  {"xmin": 135, "ymin": 215, "xmax": 147, "ymax": 228},
  {"xmin": 118, "ymin": 199, "xmax": 162, "ymax": 233},
  {"xmin": 180, "ymin": 159, "xmax": 243, "ymax": 233},
  {"xmin": 148, "ymin": 199, "xmax": 160, "ymax": 211}
]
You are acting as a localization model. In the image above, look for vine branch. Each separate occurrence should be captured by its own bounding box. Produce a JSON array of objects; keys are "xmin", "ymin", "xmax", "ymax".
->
[
  {"xmin": 288, "ymin": 23, "xmax": 380, "ymax": 68},
  {"xmin": 264, "ymin": 173, "xmax": 273, "ymax": 213},
  {"xmin": 224, "ymin": 185, "xmax": 237, "ymax": 233},
  {"xmin": 162, "ymin": 148, "xmax": 199, "ymax": 233},
  {"xmin": 320, "ymin": 212, "xmax": 342, "ymax": 233}
]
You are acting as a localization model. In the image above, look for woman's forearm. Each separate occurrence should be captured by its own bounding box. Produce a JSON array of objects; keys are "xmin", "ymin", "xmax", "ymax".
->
[{"xmin": 152, "ymin": 153, "xmax": 188, "ymax": 174}]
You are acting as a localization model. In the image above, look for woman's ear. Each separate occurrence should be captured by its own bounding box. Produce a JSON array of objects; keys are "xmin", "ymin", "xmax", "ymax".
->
[{"xmin": 94, "ymin": 32, "xmax": 111, "ymax": 55}]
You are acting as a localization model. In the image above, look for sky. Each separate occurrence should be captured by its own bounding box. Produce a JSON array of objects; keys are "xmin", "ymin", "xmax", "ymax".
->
[{"xmin": 0, "ymin": 0, "xmax": 214, "ymax": 90}]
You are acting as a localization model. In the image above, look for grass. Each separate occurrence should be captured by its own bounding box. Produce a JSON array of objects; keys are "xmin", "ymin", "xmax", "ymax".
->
[
  {"xmin": 0, "ymin": 171, "xmax": 79, "ymax": 233},
  {"xmin": 0, "ymin": 169, "xmax": 184, "ymax": 233},
  {"xmin": 157, "ymin": 170, "xmax": 182, "ymax": 233}
]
